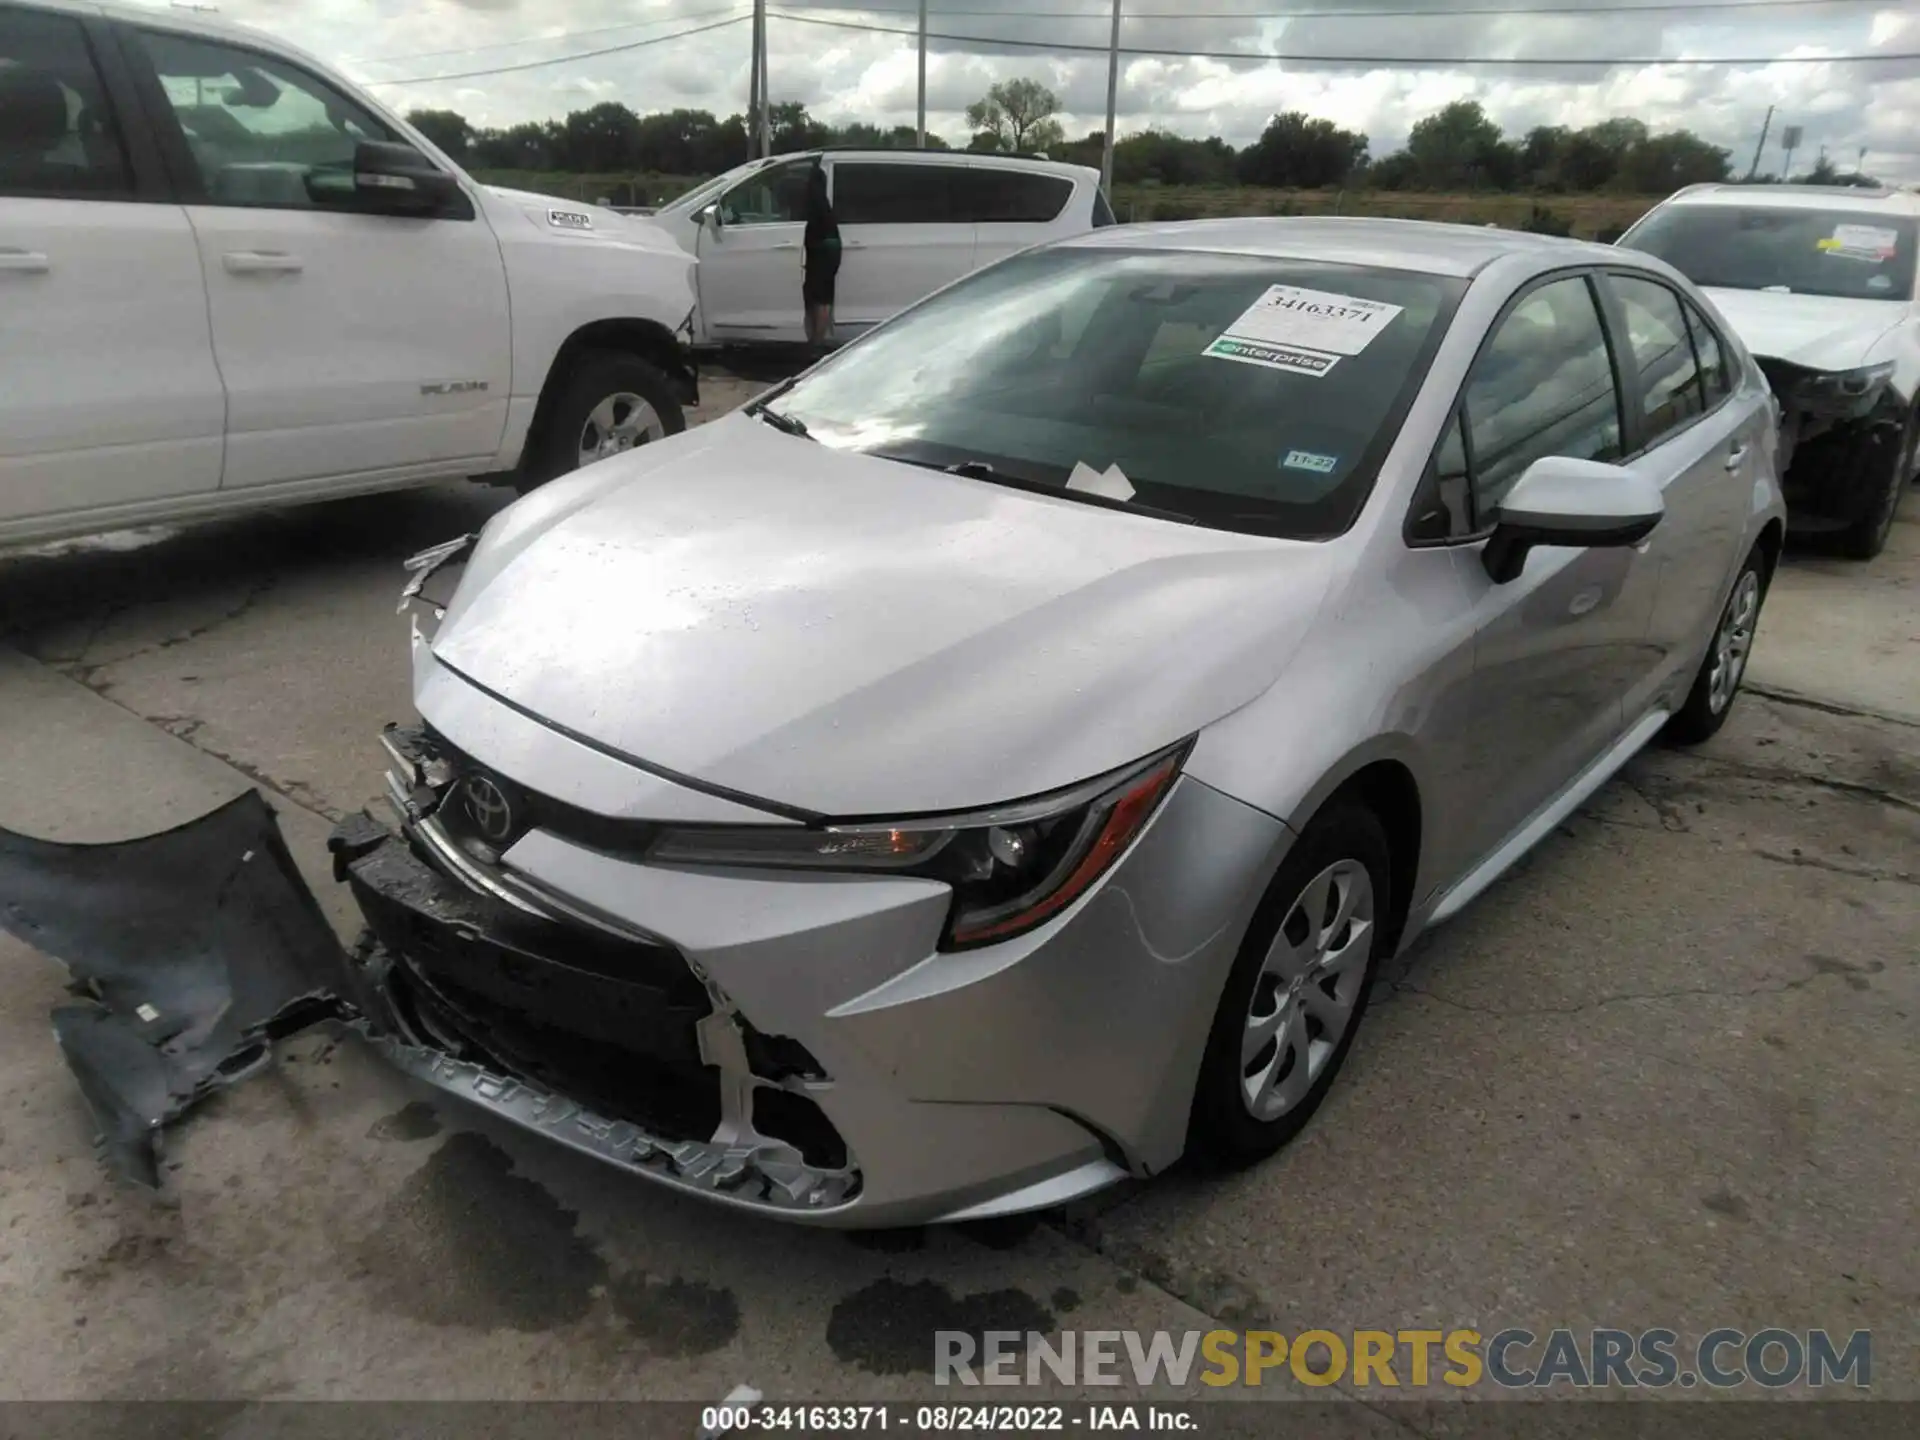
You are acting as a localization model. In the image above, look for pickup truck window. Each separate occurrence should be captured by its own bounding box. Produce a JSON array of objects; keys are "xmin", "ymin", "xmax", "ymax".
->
[
  {"xmin": 136, "ymin": 29, "xmax": 395, "ymax": 209},
  {"xmin": 0, "ymin": 7, "xmax": 133, "ymax": 200}
]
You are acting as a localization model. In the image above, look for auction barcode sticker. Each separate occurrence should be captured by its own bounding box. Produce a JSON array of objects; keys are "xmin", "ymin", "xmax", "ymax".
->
[
  {"xmin": 1204, "ymin": 283, "xmax": 1403, "ymax": 377},
  {"xmin": 1817, "ymin": 224, "xmax": 1898, "ymax": 262}
]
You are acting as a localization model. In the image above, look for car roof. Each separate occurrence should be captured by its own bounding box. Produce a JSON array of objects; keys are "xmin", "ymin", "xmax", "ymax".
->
[
  {"xmin": 812, "ymin": 149, "xmax": 1100, "ymax": 181},
  {"xmin": 1658, "ymin": 183, "xmax": 1920, "ymax": 217},
  {"xmin": 35, "ymin": 0, "xmax": 338, "ymax": 69},
  {"xmin": 1060, "ymin": 216, "xmax": 1630, "ymax": 279}
]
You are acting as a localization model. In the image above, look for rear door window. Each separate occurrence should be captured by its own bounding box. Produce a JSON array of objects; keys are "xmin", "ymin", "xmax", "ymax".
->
[
  {"xmin": 0, "ymin": 6, "xmax": 133, "ymax": 199},
  {"xmin": 833, "ymin": 162, "xmax": 954, "ymax": 224},
  {"xmin": 1607, "ymin": 273, "xmax": 1708, "ymax": 448},
  {"xmin": 1680, "ymin": 295, "xmax": 1730, "ymax": 403},
  {"xmin": 955, "ymin": 167, "xmax": 1073, "ymax": 223}
]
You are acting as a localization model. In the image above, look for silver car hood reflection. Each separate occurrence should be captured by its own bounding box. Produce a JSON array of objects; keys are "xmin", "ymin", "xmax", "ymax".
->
[{"xmin": 431, "ymin": 415, "xmax": 1342, "ymax": 816}]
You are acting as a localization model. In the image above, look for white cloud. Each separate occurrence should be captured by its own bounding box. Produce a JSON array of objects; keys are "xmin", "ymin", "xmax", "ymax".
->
[{"xmin": 121, "ymin": 0, "xmax": 1920, "ymax": 181}]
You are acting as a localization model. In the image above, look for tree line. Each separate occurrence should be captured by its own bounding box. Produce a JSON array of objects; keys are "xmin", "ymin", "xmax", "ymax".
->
[{"xmin": 406, "ymin": 80, "xmax": 1874, "ymax": 194}]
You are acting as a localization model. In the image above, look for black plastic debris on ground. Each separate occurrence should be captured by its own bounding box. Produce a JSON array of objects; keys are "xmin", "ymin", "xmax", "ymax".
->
[{"xmin": 0, "ymin": 790, "xmax": 348, "ymax": 1187}]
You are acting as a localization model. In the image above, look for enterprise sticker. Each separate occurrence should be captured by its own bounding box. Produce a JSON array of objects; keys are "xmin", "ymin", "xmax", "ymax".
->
[{"xmin": 1205, "ymin": 284, "xmax": 1403, "ymax": 378}]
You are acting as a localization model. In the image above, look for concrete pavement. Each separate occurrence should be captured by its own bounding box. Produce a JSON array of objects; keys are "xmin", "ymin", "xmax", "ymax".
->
[{"xmin": 0, "ymin": 388, "xmax": 1914, "ymax": 1419}]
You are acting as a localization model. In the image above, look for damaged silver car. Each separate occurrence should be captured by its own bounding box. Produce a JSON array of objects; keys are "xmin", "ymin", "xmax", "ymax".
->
[{"xmin": 2, "ymin": 219, "xmax": 1787, "ymax": 1226}]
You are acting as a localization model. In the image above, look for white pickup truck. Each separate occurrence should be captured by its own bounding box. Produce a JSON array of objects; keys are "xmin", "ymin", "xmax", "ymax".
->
[{"xmin": 0, "ymin": 0, "xmax": 700, "ymax": 548}]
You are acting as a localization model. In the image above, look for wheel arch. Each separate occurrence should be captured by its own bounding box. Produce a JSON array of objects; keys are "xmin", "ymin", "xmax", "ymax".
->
[
  {"xmin": 1268, "ymin": 739, "xmax": 1427, "ymax": 960},
  {"xmin": 1319, "ymin": 760, "xmax": 1423, "ymax": 958},
  {"xmin": 1755, "ymin": 515, "xmax": 1785, "ymax": 585},
  {"xmin": 520, "ymin": 318, "xmax": 696, "ymax": 475}
]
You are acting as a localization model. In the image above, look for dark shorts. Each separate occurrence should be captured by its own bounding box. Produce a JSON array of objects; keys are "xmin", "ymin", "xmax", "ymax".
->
[{"xmin": 804, "ymin": 246, "xmax": 840, "ymax": 306}]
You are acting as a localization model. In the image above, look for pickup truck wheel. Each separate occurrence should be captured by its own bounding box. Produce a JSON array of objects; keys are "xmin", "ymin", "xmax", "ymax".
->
[
  {"xmin": 520, "ymin": 351, "xmax": 686, "ymax": 495},
  {"xmin": 1836, "ymin": 410, "xmax": 1914, "ymax": 561}
]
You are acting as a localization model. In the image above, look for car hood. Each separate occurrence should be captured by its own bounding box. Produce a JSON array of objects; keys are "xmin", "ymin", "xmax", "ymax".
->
[
  {"xmin": 1702, "ymin": 287, "xmax": 1906, "ymax": 372},
  {"xmin": 482, "ymin": 185, "xmax": 687, "ymax": 258},
  {"xmin": 430, "ymin": 416, "xmax": 1340, "ymax": 816}
]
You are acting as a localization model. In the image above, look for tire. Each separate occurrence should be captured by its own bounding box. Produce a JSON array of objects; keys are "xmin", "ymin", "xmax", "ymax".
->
[
  {"xmin": 1835, "ymin": 410, "xmax": 1914, "ymax": 561},
  {"xmin": 1662, "ymin": 546, "xmax": 1768, "ymax": 747},
  {"xmin": 1187, "ymin": 802, "xmax": 1390, "ymax": 1169},
  {"xmin": 518, "ymin": 349, "xmax": 686, "ymax": 495}
]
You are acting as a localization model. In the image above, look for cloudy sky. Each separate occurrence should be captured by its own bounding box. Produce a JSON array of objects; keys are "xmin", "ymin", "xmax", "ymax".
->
[{"xmin": 154, "ymin": 0, "xmax": 1920, "ymax": 181}]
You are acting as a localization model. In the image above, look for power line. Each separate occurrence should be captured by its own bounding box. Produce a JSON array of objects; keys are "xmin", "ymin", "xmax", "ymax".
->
[
  {"xmin": 360, "ymin": 14, "xmax": 752, "ymax": 86},
  {"xmin": 769, "ymin": 8, "xmax": 1920, "ymax": 63},
  {"xmin": 786, "ymin": 0, "xmax": 1884, "ymax": 13},
  {"xmin": 345, "ymin": 0, "xmax": 1885, "ymax": 70},
  {"xmin": 347, "ymin": 6, "xmax": 748, "ymax": 67}
]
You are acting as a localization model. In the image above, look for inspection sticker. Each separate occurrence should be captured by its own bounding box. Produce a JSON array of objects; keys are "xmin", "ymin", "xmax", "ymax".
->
[
  {"xmin": 1204, "ymin": 284, "xmax": 1403, "ymax": 377},
  {"xmin": 1817, "ymin": 224, "xmax": 1897, "ymax": 262},
  {"xmin": 1282, "ymin": 449, "xmax": 1338, "ymax": 474}
]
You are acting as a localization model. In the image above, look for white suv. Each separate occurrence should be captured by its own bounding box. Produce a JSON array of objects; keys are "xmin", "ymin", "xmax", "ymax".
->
[
  {"xmin": 0, "ymin": 0, "xmax": 700, "ymax": 549},
  {"xmin": 1620, "ymin": 183, "xmax": 1919, "ymax": 559},
  {"xmin": 650, "ymin": 148, "xmax": 1114, "ymax": 346}
]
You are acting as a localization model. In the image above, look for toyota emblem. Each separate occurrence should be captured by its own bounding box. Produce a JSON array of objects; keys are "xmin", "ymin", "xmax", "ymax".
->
[{"xmin": 461, "ymin": 774, "xmax": 516, "ymax": 844}]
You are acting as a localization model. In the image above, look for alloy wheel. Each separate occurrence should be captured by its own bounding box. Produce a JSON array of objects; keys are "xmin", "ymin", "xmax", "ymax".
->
[
  {"xmin": 1240, "ymin": 859, "xmax": 1374, "ymax": 1122},
  {"xmin": 1706, "ymin": 569, "xmax": 1761, "ymax": 716},
  {"xmin": 577, "ymin": 391, "xmax": 664, "ymax": 468}
]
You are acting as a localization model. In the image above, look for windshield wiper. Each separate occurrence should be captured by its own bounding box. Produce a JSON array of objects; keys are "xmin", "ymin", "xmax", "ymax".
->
[
  {"xmin": 755, "ymin": 405, "xmax": 811, "ymax": 439},
  {"xmin": 890, "ymin": 452, "xmax": 1195, "ymax": 525}
]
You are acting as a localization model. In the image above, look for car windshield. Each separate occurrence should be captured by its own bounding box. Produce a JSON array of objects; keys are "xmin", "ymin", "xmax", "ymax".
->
[
  {"xmin": 768, "ymin": 248, "xmax": 1465, "ymax": 539},
  {"xmin": 1622, "ymin": 205, "xmax": 1918, "ymax": 301}
]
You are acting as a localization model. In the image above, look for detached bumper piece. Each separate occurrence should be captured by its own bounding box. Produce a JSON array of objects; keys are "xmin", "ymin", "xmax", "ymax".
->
[
  {"xmin": 1, "ymin": 780, "xmax": 860, "ymax": 1215},
  {"xmin": 0, "ymin": 792, "xmax": 347, "ymax": 1187}
]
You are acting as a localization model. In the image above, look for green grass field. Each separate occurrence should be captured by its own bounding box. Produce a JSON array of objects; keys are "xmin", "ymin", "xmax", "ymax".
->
[{"xmin": 473, "ymin": 169, "xmax": 1660, "ymax": 241}]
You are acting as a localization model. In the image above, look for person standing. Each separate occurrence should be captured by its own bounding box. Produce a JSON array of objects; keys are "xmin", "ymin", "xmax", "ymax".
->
[{"xmin": 802, "ymin": 162, "xmax": 841, "ymax": 352}]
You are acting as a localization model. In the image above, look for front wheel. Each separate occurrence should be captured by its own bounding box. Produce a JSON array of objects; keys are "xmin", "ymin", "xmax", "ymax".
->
[
  {"xmin": 1663, "ymin": 547, "xmax": 1768, "ymax": 746},
  {"xmin": 519, "ymin": 350, "xmax": 686, "ymax": 495},
  {"xmin": 1187, "ymin": 803, "xmax": 1390, "ymax": 1168},
  {"xmin": 1836, "ymin": 410, "xmax": 1914, "ymax": 561}
]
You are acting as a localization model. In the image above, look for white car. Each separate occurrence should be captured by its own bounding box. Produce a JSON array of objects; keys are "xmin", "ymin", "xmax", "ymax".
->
[
  {"xmin": 1620, "ymin": 183, "xmax": 1920, "ymax": 558},
  {"xmin": 649, "ymin": 148, "xmax": 1114, "ymax": 346},
  {"xmin": 0, "ymin": 0, "xmax": 700, "ymax": 549}
]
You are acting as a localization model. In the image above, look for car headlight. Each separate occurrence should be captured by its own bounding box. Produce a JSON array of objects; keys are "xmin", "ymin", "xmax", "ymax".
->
[
  {"xmin": 1797, "ymin": 361, "xmax": 1895, "ymax": 409},
  {"xmin": 647, "ymin": 743, "xmax": 1190, "ymax": 950}
]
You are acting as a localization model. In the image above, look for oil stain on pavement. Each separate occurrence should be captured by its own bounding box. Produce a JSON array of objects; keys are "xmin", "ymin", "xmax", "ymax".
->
[
  {"xmin": 366, "ymin": 1100, "xmax": 441, "ymax": 1143},
  {"xmin": 609, "ymin": 1273, "xmax": 741, "ymax": 1356},
  {"xmin": 826, "ymin": 1279, "xmax": 1054, "ymax": 1375},
  {"xmin": 355, "ymin": 1131, "xmax": 607, "ymax": 1331}
]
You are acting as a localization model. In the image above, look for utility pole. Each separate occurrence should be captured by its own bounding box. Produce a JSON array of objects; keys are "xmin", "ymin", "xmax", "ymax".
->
[
  {"xmin": 1745, "ymin": 104, "xmax": 1772, "ymax": 182},
  {"xmin": 916, "ymin": 0, "xmax": 927, "ymax": 147},
  {"xmin": 747, "ymin": 0, "xmax": 763, "ymax": 160},
  {"xmin": 758, "ymin": 31, "xmax": 771, "ymax": 157},
  {"xmin": 1101, "ymin": 0, "xmax": 1122, "ymax": 194},
  {"xmin": 750, "ymin": 0, "xmax": 773, "ymax": 159}
]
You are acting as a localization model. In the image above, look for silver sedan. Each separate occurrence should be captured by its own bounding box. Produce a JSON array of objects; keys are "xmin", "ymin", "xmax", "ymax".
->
[{"xmin": 2, "ymin": 218, "xmax": 1786, "ymax": 1227}]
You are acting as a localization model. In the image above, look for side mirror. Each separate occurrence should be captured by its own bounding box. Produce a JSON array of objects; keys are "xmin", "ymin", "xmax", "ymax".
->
[
  {"xmin": 699, "ymin": 201, "xmax": 724, "ymax": 232},
  {"xmin": 317, "ymin": 140, "xmax": 462, "ymax": 216},
  {"xmin": 1482, "ymin": 456, "xmax": 1664, "ymax": 584}
]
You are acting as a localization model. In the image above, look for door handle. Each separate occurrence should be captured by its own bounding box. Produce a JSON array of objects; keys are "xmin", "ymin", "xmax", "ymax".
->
[
  {"xmin": 0, "ymin": 249, "xmax": 50, "ymax": 273},
  {"xmin": 773, "ymin": 241, "xmax": 799, "ymax": 250},
  {"xmin": 843, "ymin": 240, "xmax": 867, "ymax": 249},
  {"xmin": 1724, "ymin": 443, "xmax": 1749, "ymax": 472},
  {"xmin": 223, "ymin": 251, "xmax": 303, "ymax": 275}
]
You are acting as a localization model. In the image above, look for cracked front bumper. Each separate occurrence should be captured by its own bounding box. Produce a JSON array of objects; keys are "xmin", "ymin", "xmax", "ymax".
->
[
  {"xmin": 0, "ymin": 714, "xmax": 1288, "ymax": 1227},
  {"xmin": 357, "ymin": 714, "xmax": 1291, "ymax": 1227}
]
